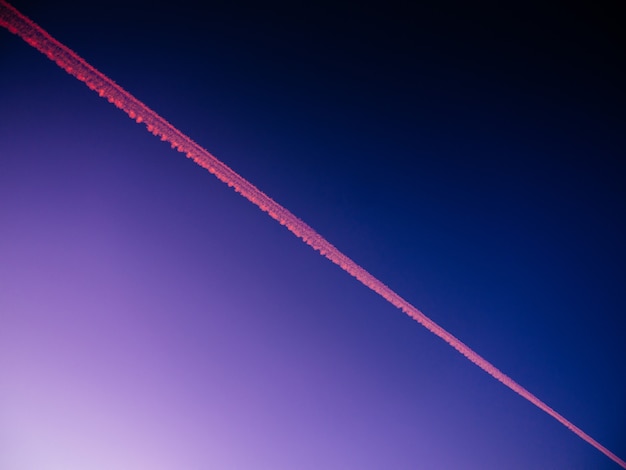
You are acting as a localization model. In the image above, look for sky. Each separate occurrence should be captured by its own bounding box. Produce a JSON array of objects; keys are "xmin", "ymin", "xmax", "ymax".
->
[{"xmin": 0, "ymin": 1, "xmax": 624, "ymax": 468}]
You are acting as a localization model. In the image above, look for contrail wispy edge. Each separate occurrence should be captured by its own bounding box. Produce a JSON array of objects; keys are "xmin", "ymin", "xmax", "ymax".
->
[{"xmin": 1, "ymin": 1, "xmax": 623, "ymax": 467}]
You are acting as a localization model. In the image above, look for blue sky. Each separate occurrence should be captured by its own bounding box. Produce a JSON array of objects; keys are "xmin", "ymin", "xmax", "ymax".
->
[{"xmin": 1, "ymin": 1, "xmax": 624, "ymax": 468}]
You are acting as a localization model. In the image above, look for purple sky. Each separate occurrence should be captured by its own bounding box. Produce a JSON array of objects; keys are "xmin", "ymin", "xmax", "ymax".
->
[{"xmin": 1, "ymin": 1, "xmax": 625, "ymax": 468}]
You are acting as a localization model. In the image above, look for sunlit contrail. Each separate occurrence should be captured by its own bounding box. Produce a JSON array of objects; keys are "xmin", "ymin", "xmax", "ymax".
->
[{"xmin": 1, "ymin": 1, "xmax": 623, "ymax": 467}]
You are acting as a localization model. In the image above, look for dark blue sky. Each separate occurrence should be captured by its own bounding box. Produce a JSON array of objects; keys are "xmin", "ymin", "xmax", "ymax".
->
[{"xmin": 1, "ymin": 1, "xmax": 624, "ymax": 468}]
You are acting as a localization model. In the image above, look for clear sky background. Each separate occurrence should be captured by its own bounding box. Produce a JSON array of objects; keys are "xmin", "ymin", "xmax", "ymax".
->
[{"xmin": 1, "ymin": 1, "xmax": 624, "ymax": 468}]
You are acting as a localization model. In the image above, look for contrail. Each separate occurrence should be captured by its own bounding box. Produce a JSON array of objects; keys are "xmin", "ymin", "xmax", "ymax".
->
[{"xmin": 1, "ymin": 1, "xmax": 623, "ymax": 467}]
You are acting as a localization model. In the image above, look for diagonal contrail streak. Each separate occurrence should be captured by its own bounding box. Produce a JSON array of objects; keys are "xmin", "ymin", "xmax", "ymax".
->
[{"xmin": 1, "ymin": 1, "xmax": 623, "ymax": 467}]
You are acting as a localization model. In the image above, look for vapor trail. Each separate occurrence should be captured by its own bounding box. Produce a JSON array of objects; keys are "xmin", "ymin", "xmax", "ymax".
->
[{"xmin": 1, "ymin": 1, "xmax": 623, "ymax": 467}]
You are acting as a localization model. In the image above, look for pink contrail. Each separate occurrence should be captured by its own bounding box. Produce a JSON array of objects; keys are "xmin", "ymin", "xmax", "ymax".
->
[{"xmin": 1, "ymin": 1, "xmax": 623, "ymax": 467}]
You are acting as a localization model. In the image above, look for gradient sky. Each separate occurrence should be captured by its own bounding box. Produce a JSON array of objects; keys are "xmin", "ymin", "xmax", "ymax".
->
[{"xmin": 1, "ymin": 1, "xmax": 624, "ymax": 469}]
